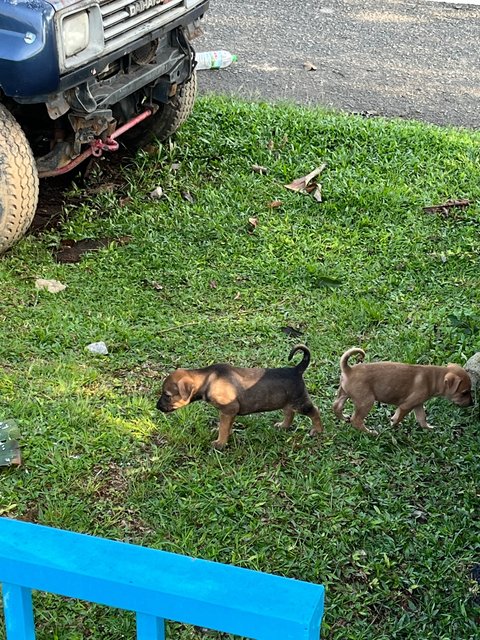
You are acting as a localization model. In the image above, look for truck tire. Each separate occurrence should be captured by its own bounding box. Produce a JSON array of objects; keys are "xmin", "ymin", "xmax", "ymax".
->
[
  {"xmin": 0, "ymin": 104, "xmax": 39, "ymax": 255},
  {"xmin": 122, "ymin": 72, "xmax": 197, "ymax": 150}
]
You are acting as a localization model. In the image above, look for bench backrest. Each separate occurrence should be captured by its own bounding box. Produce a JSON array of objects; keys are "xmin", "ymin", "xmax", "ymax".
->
[{"xmin": 0, "ymin": 518, "xmax": 324, "ymax": 640}]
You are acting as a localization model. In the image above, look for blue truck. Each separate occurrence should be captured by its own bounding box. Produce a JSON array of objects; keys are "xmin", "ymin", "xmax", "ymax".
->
[{"xmin": 0, "ymin": 0, "xmax": 209, "ymax": 253}]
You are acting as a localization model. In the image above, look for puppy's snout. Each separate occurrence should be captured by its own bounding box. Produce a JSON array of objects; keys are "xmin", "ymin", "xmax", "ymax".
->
[
  {"xmin": 455, "ymin": 391, "xmax": 473, "ymax": 407},
  {"xmin": 157, "ymin": 395, "xmax": 173, "ymax": 412},
  {"xmin": 463, "ymin": 393, "xmax": 473, "ymax": 407}
]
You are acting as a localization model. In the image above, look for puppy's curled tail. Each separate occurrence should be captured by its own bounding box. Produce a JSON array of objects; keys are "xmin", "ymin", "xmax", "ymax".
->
[
  {"xmin": 340, "ymin": 347, "xmax": 365, "ymax": 373},
  {"xmin": 288, "ymin": 344, "xmax": 310, "ymax": 374}
]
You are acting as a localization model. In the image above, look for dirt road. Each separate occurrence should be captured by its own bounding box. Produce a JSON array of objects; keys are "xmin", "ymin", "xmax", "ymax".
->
[{"xmin": 196, "ymin": 0, "xmax": 480, "ymax": 129}]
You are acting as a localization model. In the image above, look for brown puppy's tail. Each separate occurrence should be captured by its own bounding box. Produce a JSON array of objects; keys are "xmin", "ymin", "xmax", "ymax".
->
[
  {"xmin": 340, "ymin": 347, "xmax": 365, "ymax": 373},
  {"xmin": 288, "ymin": 344, "xmax": 310, "ymax": 374}
]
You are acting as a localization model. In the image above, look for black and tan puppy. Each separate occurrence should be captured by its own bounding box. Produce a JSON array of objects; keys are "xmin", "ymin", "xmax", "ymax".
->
[
  {"xmin": 333, "ymin": 347, "xmax": 473, "ymax": 435},
  {"xmin": 157, "ymin": 345, "xmax": 323, "ymax": 449}
]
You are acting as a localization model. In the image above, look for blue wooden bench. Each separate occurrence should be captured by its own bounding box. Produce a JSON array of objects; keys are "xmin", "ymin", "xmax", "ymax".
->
[{"xmin": 0, "ymin": 518, "xmax": 324, "ymax": 639}]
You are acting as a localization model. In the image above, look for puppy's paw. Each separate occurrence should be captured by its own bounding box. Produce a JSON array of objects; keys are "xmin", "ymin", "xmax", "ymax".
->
[
  {"xmin": 274, "ymin": 421, "xmax": 293, "ymax": 430},
  {"xmin": 211, "ymin": 439, "xmax": 227, "ymax": 451},
  {"xmin": 422, "ymin": 423, "xmax": 435, "ymax": 430},
  {"xmin": 309, "ymin": 427, "xmax": 323, "ymax": 438}
]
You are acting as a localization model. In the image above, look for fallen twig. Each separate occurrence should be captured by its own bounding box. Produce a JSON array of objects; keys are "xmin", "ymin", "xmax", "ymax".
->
[{"xmin": 423, "ymin": 199, "xmax": 470, "ymax": 215}]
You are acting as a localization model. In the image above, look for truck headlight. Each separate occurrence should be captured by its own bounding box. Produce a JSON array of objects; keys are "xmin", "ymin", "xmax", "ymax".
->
[
  {"xmin": 63, "ymin": 11, "xmax": 89, "ymax": 57},
  {"xmin": 57, "ymin": 4, "xmax": 103, "ymax": 71}
]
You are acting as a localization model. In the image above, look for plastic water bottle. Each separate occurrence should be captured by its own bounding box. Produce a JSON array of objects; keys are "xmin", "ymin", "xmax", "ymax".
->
[{"xmin": 195, "ymin": 50, "xmax": 237, "ymax": 70}]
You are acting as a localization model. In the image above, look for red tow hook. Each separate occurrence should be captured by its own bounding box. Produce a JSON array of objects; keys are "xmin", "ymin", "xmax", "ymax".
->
[
  {"xmin": 91, "ymin": 137, "xmax": 120, "ymax": 156},
  {"xmin": 37, "ymin": 108, "xmax": 153, "ymax": 178}
]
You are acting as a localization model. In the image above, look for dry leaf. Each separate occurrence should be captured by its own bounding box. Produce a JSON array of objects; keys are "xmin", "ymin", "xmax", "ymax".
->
[
  {"xmin": 303, "ymin": 61, "xmax": 317, "ymax": 71},
  {"xmin": 182, "ymin": 191, "xmax": 195, "ymax": 204},
  {"xmin": 141, "ymin": 279, "xmax": 165, "ymax": 292},
  {"xmin": 352, "ymin": 110, "xmax": 379, "ymax": 118},
  {"xmin": 149, "ymin": 186, "xmax": 163, "ymax": 199},
  {"xmin": 209, "ymin": 280, "xmax": 218, "ymax": 289},
  {"xmin": 423, "ymin": 199, "xmax": 470, "ymax": 215},
  {"xmin": 234, "ymin": 291, "xmax": 241, "ymax": 300},
  {"xmin": 252, "ymin": 164, "xmax": 268, "ymax": 175},
  {"xmin": 312, "ymin": 184, "xmax": 322, "ymax": 203},
  {"xmin": 88, "ymin": 182, "xmax": 116, "ymax": 195},
  {"xmin": 248, "ymin": 217, "xmax": 259, "ymax": 229},
  {"xmin": 267, "ymin": 200, "xmax": 283, "ymax": 209},
  {"xmin": 55, "ymin": 237, "xmax": 131, "ymax": 264},
  {"xmin": 280, "ymin": 326, "xmax": 304, "ymax": 338},
  {"xmin": 35, "ymin": 278, "xmax": 67, "ymax": 293},
  {"xmin": 285, "ymin": 165, "xmax": 326, "ymax": 192}
]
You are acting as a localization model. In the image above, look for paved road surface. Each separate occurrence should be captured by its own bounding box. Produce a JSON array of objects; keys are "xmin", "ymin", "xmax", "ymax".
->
[{"xmin": 196, "ymin": 0, "xmax": 480, "ymax": 129}]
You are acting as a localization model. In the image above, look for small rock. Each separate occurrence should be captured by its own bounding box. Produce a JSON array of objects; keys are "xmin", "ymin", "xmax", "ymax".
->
[
  {"xmin": 86, "ymin": 341, "xmax": 109, "ymax": 355},
  {"xmin": 35, "ymin": 278, "xmax": 67, "ymax": 293},
  {"xmin": 465, "ymin": 352, "xmax": 480, "ymax": 389}
]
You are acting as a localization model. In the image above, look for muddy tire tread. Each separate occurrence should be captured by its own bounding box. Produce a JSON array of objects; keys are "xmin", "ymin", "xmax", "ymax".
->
[
  {"xmin": 0, "ymin": 103, "xmax": 39, "ymax": 254},
  {"xmin": 157, "ymin": 70, "xmax": 197, "ymax": 140},
  {"xmin": 123, "ymin": 72, "xmax": 197, "ymax": 150}
]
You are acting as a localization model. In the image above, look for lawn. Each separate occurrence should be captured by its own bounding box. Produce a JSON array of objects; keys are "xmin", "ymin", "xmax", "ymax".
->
[{"xmin": 0, "ymin": 96, "xmax": 479, "ymax": 639}]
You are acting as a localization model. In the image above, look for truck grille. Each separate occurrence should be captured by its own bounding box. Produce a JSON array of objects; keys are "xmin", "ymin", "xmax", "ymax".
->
[{"xmin": 100, "ymin": 0, "xmax": 187, "ymax": 53}]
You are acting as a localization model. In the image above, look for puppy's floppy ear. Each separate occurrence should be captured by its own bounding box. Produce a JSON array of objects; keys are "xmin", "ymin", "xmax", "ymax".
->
[
  {"xmin": 444, "ymin": 371, "xmax": 462, "ymax": 394},
  {"xmin": 177, "ymin": 377, "xmax": 195, "ymax": 402}
]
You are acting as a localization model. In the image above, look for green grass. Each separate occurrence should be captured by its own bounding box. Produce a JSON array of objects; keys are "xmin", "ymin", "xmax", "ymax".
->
[{"xmin": 1, "ymin": 96, "xmax": 479, "ymax": 639}]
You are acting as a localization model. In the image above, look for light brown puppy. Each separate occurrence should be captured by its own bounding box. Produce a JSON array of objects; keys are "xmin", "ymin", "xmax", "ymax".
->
[
  {"xmin": 333, "ymin": 348, "xmax": 473, "ymax": 435},
  {"xmin": 157, "ymin": 345, "xmax": 323, "ymax": 449}
]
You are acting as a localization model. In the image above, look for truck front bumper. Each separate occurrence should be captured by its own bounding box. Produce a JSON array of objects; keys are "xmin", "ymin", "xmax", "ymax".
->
[{"xmin": 0, "ymin": 0, "xmax": 208, "ymax": 101}]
